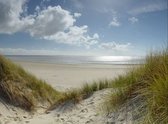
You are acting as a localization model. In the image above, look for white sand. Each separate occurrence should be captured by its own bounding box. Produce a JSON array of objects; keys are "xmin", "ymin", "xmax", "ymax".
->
[
  {"xmin": 14, "ymin": 61, "xmax": 131, "ymax": 90},
  {"xmin": 0, "ymin": 98, "xmax": 33, "ymax": 124},
  {"xmin": 0, "ymin": 61, "xmax": 134, "ymax": 124},
  {"xmin": 0, "ymin": 89, "xmax": 133, "ymax": 124}
]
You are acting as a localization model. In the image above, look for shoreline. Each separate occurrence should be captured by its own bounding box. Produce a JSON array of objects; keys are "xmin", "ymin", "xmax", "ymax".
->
[
  {"xmin": 11, "ymin": 59, "xmax": 141, "ymax": 66},
  {"xmin": 13, "ymin": 60, "xmax": 137, "ymax": 68}
]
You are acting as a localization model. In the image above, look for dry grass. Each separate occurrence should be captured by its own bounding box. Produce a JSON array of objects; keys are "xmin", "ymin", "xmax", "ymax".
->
[{"xmin": 0, "ymin": 55, "xmax": 61, "ymax": 111}]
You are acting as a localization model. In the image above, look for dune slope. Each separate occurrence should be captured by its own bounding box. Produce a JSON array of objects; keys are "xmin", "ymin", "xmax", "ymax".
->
[{"xmin": 0, "ymin": 55, "xmax": 60, "ymax": 111}]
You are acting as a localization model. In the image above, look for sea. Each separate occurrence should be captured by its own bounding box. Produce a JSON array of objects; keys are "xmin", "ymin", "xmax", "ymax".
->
[{"xmin": 5, "ymin": 55, "xmax": 144, "ymax": 65}]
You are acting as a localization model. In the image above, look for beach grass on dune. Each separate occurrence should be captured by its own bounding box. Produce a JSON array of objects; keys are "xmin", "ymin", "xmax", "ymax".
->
[
  {"xmin": 0, "ymin": 55, "xmax": 61, "ymax": 111},
  {"xmin": 47, "ymin": 79, "xmax": 112, "ymax": 111},
  {"xmin": 104, "ymin": 49, "xmax": 168, "ymax": 123}
]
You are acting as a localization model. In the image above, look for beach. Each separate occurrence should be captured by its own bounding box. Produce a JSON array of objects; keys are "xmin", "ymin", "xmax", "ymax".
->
[{"xmin": 14, "ymin": 61, "xmax": 131, "ymax": 90}]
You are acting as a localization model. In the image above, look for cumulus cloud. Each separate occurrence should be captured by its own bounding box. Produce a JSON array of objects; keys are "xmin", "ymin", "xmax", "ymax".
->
[
  {"xmin": 0, "ymin": 0, "xmax": 34, "ymax": 34},
  {"xmin": 0, "ymin": 0, "xmax": 99, "ymax": 47},
  {"xmin": 44, "ymin": 25, "xmax": 99, "ymax": 47},
  {"xmin": 30, "ymin": 6, "xmax": 98, "ymax": 47},
  {"xmin": 27, "ymin": 6, "xmax": 75, "ymax": 37},
  {"xmin": 128, "ymin": 17, "xmax": 138, "ymax": 24},
  {"xmin": 28, "ymin": 6, "xmax": 97, "ymax": 47},
  {"xmin": 109, "ymin": 17, "xmax": 120, "ymax": 27},
  {"xmin": 99, "ymin": 42, "xmax": 131, "ymax": 51}
]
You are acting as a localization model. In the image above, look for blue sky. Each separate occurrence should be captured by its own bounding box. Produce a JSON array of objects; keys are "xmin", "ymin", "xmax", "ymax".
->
[{"xmin": 0, "ymin": 0, "xmax": 167, "ymax": 56}]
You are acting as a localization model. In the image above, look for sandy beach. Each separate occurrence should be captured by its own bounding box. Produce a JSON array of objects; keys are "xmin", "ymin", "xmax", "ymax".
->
[{"xmin": 14, "ymin": 61, "xmax": 131, "ymax": 90}]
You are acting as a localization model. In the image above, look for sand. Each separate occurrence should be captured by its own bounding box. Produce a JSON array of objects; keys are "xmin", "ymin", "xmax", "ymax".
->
[
  {"xmin": 0, "ymin": 89, "xmax": 133, "ymax": 124},
  {"xmin": 14, "ymin": 61, "xmax": 131, "ymax": 90},
  {"xmin": 0, "ymin": 61, "xmax": 133, "ymax": 124}
]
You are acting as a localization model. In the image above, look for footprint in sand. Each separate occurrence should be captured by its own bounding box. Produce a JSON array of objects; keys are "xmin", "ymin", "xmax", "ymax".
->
[{"xmin": 80, "ymin": 108, "xmax": 88, "ymax": 113}]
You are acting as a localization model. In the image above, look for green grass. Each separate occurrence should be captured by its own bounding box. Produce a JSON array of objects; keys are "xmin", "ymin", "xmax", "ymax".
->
[
  {"xmin": 104, "ymin": 49, "xmax": 168, "ymax": 123},
  {"xmin": 0, "ymin": 55, "xmax": 61, "ymax": 111}
]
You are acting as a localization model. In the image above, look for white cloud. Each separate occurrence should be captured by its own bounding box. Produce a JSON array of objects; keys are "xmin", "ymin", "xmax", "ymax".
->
[
  {"xmin": 0, "ymin": 1, "xmax": 99, "ymax": 48},
  {"xmin": 128, "ymin": 17, "xmax": 138, "ymax": 24},
  {"xmin": 27, "ymin": 6, "xmax": 75, "ymax": 37},
  {"xmin": 0, "ymin": 48, "xmax": 61, "ymax": 55},
  {"xmin": 109, "ymin": 17, "xmax": 120, "ymax": 27},
  {"xmin": 128, "ymin": 3, "xmax": 167, "ymax": 15},
  {"xmin": 70, "ymin": 0, "xmax": 167, "ymax": 16},
  {"xmin": 99, "ymin": 42, "xmax": 131, "ymax": 51},
  {"xmin": 74, "ymin": 12, "xmax": 81, "ymax": 18},
  {"xmin": 30, "ymin": 6, "xmax": 98, "ymax": 47},
  {"xmin": 93, "ymin": 33, "xmax": 99, "ymax": 39},
  {"xmin": 44, "ymin": 25, "xmax": 99, "ymax": 47},
  {"xmin": 0, "ymin": 0, "xmax": 34, "ymax": 34}
]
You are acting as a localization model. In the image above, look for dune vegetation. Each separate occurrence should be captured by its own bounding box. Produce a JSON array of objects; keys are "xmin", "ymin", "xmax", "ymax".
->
[
  {"xmin": 0, "ymin": 55, "xmax": 61, "ymax": 111},
  {"xmin": 47, "ymin": 80, "xmax": 111, "ymax": 111},
  {"xmin": 104, "ymin": 48, "xmax": 168, "ymax": 123}
]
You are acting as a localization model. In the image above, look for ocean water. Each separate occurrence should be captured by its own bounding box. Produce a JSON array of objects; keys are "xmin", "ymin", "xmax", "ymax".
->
[{"xmin": 6, "ymin": 55, "xmax": 144, "ymax": 65}]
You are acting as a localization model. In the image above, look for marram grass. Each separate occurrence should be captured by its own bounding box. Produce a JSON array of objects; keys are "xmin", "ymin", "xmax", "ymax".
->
[
  {"xmin": 0, "ymin": 55, "xmax": 61, "ymax": 111},
  {"xmin": 47, "ymin": 79, "xmax": 111, "ymax": 111},
  {"xmin": 104, "ymin": 49, "xmax": 168, "ymax": 123}
]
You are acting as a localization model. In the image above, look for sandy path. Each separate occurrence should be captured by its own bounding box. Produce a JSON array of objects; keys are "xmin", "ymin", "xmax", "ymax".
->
[
  {"xmin": 0, "ymin": 89, "xmax": 134, "ymax": 124},
  {"xmin": 28, "ymin": 89, "xmax": 133, "ymax": 124},
  {"xmin": 28, "ymin": 89, "xmax": 111, "ymax": 124}
]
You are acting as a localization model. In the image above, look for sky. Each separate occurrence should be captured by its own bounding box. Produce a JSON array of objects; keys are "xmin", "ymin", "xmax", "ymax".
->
[{"xmin": 0, "ymin": 0, "xmax": 167, "ymax": 56}]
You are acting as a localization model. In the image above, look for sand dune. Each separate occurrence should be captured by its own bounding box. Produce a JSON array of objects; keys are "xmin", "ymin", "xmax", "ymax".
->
[{"xmin": 0, "ymin": 89, "xmax": 132, "ymax": 124}]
